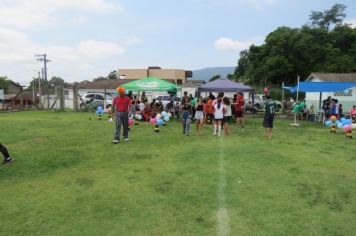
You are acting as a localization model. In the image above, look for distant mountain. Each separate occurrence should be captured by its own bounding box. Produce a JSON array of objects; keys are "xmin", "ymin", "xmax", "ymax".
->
[{"xmin": 190, "ymin": 67, "xmax": 235, "ymax": 81}]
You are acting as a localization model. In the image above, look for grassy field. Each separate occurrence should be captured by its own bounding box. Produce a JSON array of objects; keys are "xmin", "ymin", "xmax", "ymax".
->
[{"xmin": 0, "ymin": 111, "xmax": 356, "ymax": 236}]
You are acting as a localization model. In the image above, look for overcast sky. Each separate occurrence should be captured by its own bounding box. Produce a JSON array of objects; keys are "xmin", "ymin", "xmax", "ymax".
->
[{"xmin": 1, "ymin": 0, "xmax": 356, "ymax": 85}]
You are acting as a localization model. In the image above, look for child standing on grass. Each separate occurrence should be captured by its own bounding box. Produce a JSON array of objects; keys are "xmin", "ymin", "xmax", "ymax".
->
[
  {"xmin": 223, "ymin": 97, "xmax": 232, "ymax": 136},
  {"xmin": 194, "ymin": 96, "xmax": 205, "ymax": 136},
  {"xmin": 263, "ymin": 94, "xmax": 276, "ymax": 139},
  {"xmin": 0, "ymin": 143, "xmax": 12, "ymax": 164},
  {"xmin": 213, "ymin": 97, "xmax": 225, "ymax": 136},
  {"xmin": 181, "ymin": 96, "xmax": 191, "ymax": 135}
]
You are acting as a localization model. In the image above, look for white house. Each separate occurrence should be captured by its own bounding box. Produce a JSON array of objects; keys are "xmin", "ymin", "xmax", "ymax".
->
[{"xmin": 305, "ymin": 73, "xmax": 356, "ymax": 112}]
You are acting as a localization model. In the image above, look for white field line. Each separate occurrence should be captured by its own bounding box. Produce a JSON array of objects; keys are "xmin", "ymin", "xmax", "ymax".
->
[{"xmin": 217, "ymin": 138, "xmax": 230, "ymax": 236}]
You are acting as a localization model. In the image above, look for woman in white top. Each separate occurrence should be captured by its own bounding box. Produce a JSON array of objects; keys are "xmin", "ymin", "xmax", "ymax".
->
[
  {"xmin": 213, "ymin": 97, "xmax": 225, "ymax": 136},
  {"xmin": 223, "ymin": 97, "xmax": 232, "ymax": 136}
]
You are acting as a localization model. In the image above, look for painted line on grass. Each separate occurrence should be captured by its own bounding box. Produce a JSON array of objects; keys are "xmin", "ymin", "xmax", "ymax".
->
[{"xmin": 217, "ymin": 138, "xmax": 230, "ymax": 236}]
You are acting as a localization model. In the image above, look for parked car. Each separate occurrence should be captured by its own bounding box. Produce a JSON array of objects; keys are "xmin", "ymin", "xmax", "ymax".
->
[
  {"xmin": 245, "ymin": 94, "xmax": 282, "ymax": 111},
  {"xmin": 80, "ymin": 92, "xmax": 114, "ymax": 110},
  {"xmin": 226, "ymin": 97, "xmax": 258, "ymax": 114},
  {"xmin": 153, "ymin": 95, "xmax": 182, "ymax": 109}
]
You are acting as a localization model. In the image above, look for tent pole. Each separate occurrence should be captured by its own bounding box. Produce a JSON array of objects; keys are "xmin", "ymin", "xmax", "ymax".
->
[
  {"xmin": 319, "ymin": 92, "xmax": 322, "ymax": 111},
  {"xmin": 281, "ymin": 82, "xmax": 285, "ymax": 113},
  {"xmin": 296, "ymin": 76, "xmax": 300, "ymax": 103},
  {"xmin": 290, "ymin": 76, "xmax": 300, "ymax": 127},
  {"xmin": 252, "ymin": 91, "xmax": 255, "ymax": 120}
]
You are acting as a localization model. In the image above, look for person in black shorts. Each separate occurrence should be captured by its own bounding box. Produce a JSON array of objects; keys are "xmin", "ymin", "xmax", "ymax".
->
[
  {"xmin": 0, "ymin": 143, "xmax": 12, "ymax": 164},
  {"xmin": 263, "ymin": 94, "xmax": 276, "ymax": 139}
]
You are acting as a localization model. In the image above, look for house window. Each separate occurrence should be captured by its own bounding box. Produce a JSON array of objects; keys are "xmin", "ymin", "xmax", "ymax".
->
[
  {"xmin": 65, "ymin": 90, "xmax": 69, "ymax": 99},
  {"xmin": 334, "ymin": 89, "xmax": 352, "ymax": 97},
  {"xmin": 176, "ymin": 79, "xmax": 182, "ymax": 85}
]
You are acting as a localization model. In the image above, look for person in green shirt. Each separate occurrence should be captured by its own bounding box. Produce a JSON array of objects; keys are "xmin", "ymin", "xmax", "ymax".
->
[
  {"xmin": 263, "ymin": 94, "xmax": 276, "ymax": 139},
  {"xmin": 191, "ymin": 96, "xmax": 198, "ymax": 121}
]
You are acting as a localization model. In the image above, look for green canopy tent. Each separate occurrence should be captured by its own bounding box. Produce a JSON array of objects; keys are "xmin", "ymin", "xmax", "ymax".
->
[{"xmin": 121, "ymin": 76, "xmax": 181, "ymax": 92}]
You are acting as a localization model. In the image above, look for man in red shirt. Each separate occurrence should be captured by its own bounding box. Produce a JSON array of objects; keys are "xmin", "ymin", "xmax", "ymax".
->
[
  {"xmin": 234, "ymin": 92, "xmax": 245, "ymax": 128},
  {"xmin": 112, "ymin": 87, "xmax": 131, "ymax": 143}
]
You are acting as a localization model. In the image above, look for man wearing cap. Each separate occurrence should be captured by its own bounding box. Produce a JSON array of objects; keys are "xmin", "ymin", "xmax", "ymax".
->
[{"xmin": 112, "ymin": 87, "xmax": 131, "ymax": 143}]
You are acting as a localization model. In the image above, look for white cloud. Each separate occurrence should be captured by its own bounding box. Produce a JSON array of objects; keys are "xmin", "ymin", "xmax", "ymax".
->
[
  {"xmin": 68, "ymin": 15, "xmax": 87, "ymax": 26},
  {"xmin": 0, "ymin": 26, "xmax": 126, "ymax": 84},
  {"xmin": 125, "ymin": 36, "xmax": 143, "ymax": 46},
  {"xmin": 345, "ymin": 18, "xmax": 356, "ymax": 28},
  {"xmin": 0, "ymin": 0, "xmax": 123, "ymax": 30},
  {"xmin": 214, "ymin": 37, "xmax": 257, "ymax": 51},
  {"xmin": 78, "ymin": 40, "xmax": 125, "ymax": 58},
  {"xmin": 245, "ymin": 0, "xmax": 277, "ymax": 11}
]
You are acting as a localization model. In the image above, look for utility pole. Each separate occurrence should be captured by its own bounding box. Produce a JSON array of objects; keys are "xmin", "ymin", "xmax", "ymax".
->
[
  {"xmin": 32, "ymin": 78, "xmax": 35, "ymax": 104},
  {"xmin": 35, "ymin": 54, "xmax": 51, "ymax": 108},
  {"xmin": 38, "ymin": 71, "xmax": 42, "ymax": 107}
]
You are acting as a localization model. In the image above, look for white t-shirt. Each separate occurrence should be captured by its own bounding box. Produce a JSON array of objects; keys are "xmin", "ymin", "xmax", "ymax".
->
[
  {"xmin": 224, "ymin": 104, "xmax": 232, "ymax": 117},
  {"xmin": 139, "ymin": 103, "xmax": 145, "ymax": 111},
  {"xmin": 214, "ymin": 103, "xmax": 225, "ymax": 119}
]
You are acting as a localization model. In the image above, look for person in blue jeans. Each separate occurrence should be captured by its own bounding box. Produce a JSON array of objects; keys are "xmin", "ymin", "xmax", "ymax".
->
[{"xmin": 181, "ymin": 96, "xmax": 191, "ymax": 135}]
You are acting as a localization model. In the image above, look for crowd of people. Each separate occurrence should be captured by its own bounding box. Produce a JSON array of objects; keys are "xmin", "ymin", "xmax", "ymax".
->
[
  {"xmin": 111, "ymin": 87, "xmax": 277, "ymax": 142},
  {"xmin": 322, "ymin": 96, "xmax": 344, "ymax": 120}
]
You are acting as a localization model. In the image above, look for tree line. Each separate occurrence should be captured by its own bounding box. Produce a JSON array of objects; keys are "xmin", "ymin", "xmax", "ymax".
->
[{"xmin": 231, "ymin": 3, "xmax": 356, "ymax": 86}]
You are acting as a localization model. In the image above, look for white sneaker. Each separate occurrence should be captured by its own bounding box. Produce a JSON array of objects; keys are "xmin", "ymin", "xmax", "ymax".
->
[
  {"xmin": 212, "ymin": 132, "xmax": 217, "ymax": 135},
  {"xmin": 124, "ymin": 138, "xmax": 131, "ymax": 142},
  {"xmin": 112, "ymin": 139, "xmax": 119, "ymax": 144}
]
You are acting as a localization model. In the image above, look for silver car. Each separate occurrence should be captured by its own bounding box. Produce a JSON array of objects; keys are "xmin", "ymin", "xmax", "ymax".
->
[
  {"xmin": 154, "ymin": 95, "xmax": 181, "ymax": 109},
  {"xmin": 80, "ymin": 93, "xmax": 114, "ymax": 109}
]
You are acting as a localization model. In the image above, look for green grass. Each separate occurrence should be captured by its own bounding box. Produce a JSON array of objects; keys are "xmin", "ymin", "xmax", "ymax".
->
[{"xmin": 0, "ymin": 111, "xmax": 356, "ymax": 236}]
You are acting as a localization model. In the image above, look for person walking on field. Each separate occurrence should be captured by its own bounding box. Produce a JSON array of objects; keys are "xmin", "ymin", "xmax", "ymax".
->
[
  {"xmin": 223, "ymin": 97, "xmax": 232, "ymax": 136},
  {"xmin": 0, "ymin": 143, "xmax": 12, "ymax": 164},
  {"xmin": 194, "ymin": 96, "xmax": 205, "ymax": 136},
  {"xmin": 263, "ymin": 94, "xmax": 276, "ymax": 139},
  {"xmin": 112, "ymin": 87, "xmax": 132, "ymax": 144},
  {"xmin": 234, "ymin": 92, "xmax": 245, "ymax": 128},
  {"xmin": 181, "ymin": 96, "xmax": 191, "ymax": 135},
  {"xmin": 213, "ymin": 97, "xmax": 225, "ymax": 136}
]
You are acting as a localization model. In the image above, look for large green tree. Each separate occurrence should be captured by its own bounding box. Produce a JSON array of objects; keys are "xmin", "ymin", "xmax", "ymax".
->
[
  {"xmin": 0, "ymin": 76, "xmax": 11, "ymax": 92},
  {"xmin": 232, "ymin": 3, "xmax": 356, "ymax": 86}
]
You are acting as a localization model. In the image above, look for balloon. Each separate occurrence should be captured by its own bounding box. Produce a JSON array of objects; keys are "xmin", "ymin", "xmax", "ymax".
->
[
  {"xmin": 150, "ymin": 118, "xmax": 156, "ymax": 124},
  {"xmin": 335, "ymin": 120, "xmax": 340, "ymax": 126},
  {"xmin": 137, "ymin": 114, "xmax": 142, "ymax": 120},
  {"xmin": 163, "ymin": 116, "xmax": 170, "ymax": 122},
  {"xmin": 129, "ymin": 119, "xmax": 134, "ymax": 126},
  {"xmin": 161, "ymin": 111, "xmax": 167, "ymax": 117},
  {"xmin": 325, "ymin": 120, "xmax": 332, "ymax": 127},
  {"xmin": 337, "ymin": 123, "xmax": 343, "ymax": 129},
  {"xmin": 292, "ymin": 105, "xmax": 300, "ymax": 113},
  {"xmin": 156, "ymin": 114, "xmax": 162, "ymax": 119},
  {"xmin": 166, "ymin": 112, "xmax": 172, "ymax": 117},
  {"xmin": 341, "ymin": 118, "xmax": 346, "ymax": 122},
  {"xmin": 343, "ymin": 125, "xmax": 352, "ymax": 132},
  {"xmin": 135, "ymin": 114, "xmax": 139, "ymax": 119},
  {"xmin": 263, "ymin": 87, "xmax": 269, "ymax": 94},
  {"xmin": 345, "ymin": 119, "xmax": 352, "ymax": 125},
  {"xmin": 156, "ymin": 118, "xmax": 164, "ymax": 126},
  {"xmin": 330, "ymin": 116, "xmax": 337, "ymax": 121}
]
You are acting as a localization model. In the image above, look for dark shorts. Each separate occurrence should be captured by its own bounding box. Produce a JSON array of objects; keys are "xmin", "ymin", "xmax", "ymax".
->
[
  {"xmin": 214, "ymin": 118, "xmax": 223, "ymax": 121},
  {"xmin": 235, "ymin": 111, "xmax": 243, "ymax": 118},
  {"xmin": 263, "ymin": 115, "xmax": 274, "ymax": 128},
  {"xmin": 223, "ymin": 116, "xmax": 231, "ymax": 123}
]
